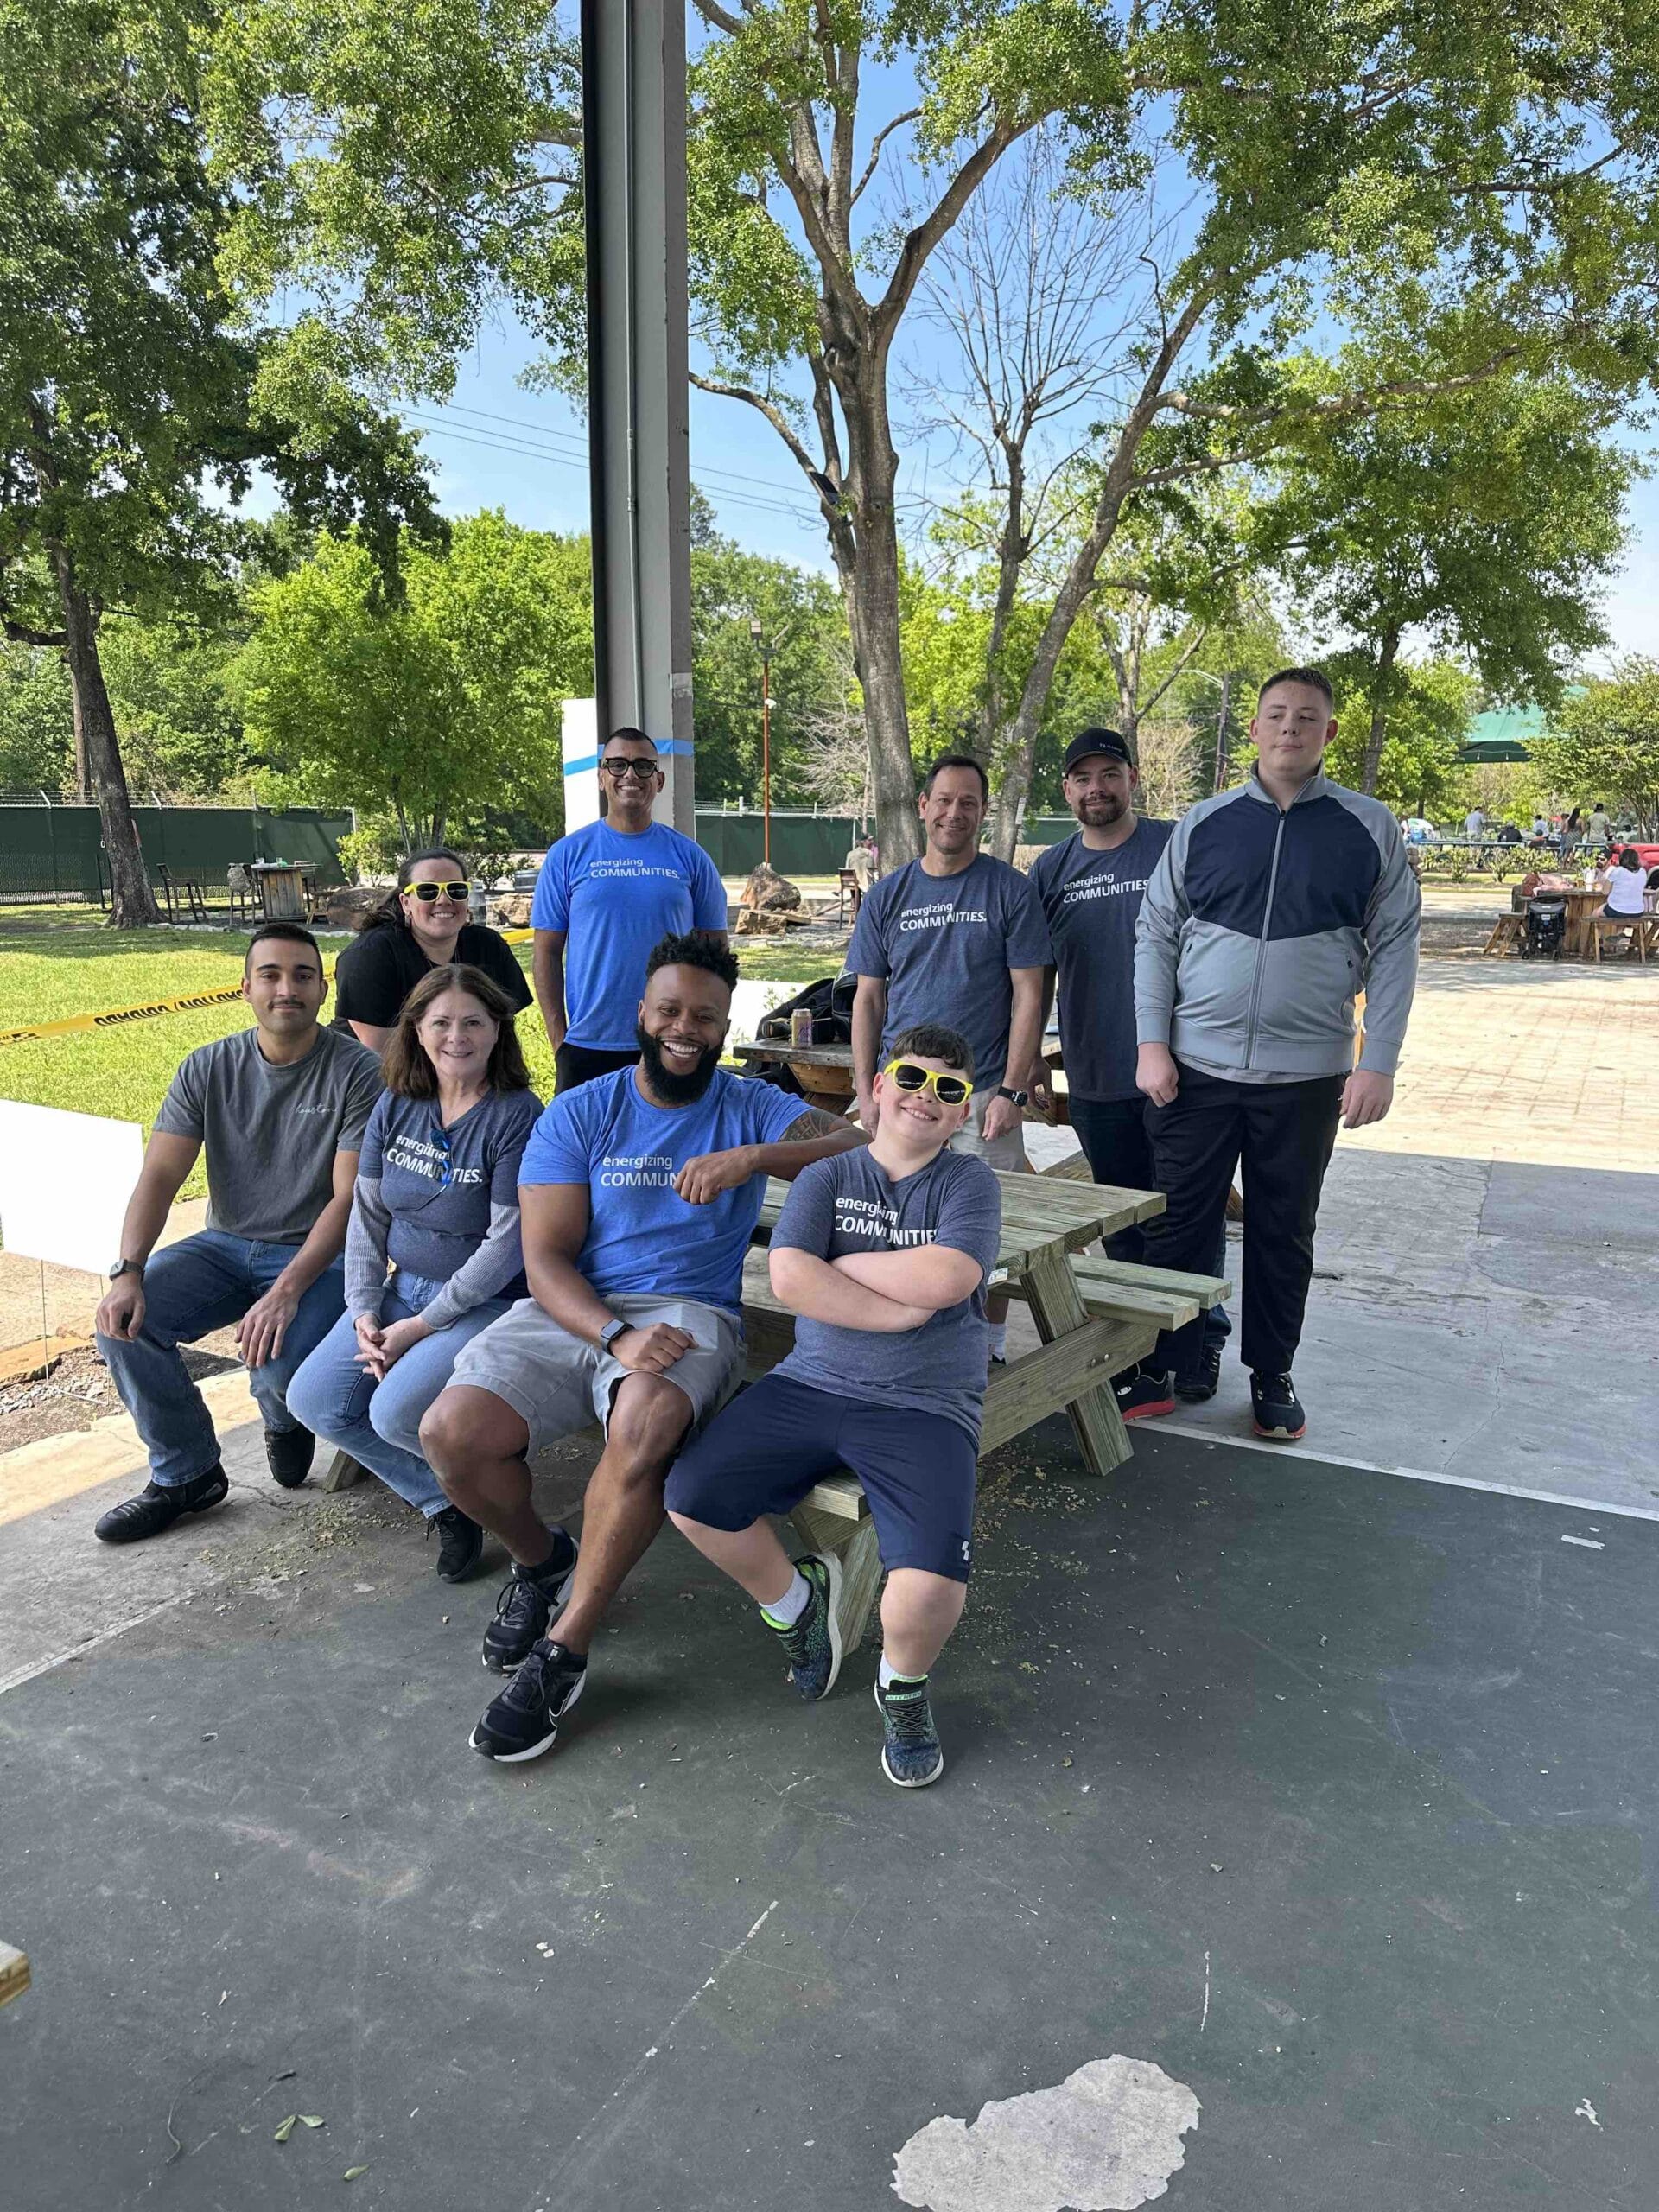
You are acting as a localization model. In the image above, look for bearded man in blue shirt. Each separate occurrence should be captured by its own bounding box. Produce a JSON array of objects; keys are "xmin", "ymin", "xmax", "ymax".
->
[{"xmin": 421, "ymin": 932, "xmax": 864, "ymax": 1764}]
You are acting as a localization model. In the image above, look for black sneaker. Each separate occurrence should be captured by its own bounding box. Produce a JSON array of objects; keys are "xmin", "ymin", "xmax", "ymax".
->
[
  {"xmin": 1116, "ymin": 1369, "xmax": 1175, "ymax": 1421},
  {"xmin": 874, "ymin": 1675, "xmax": 944, "ymax": 1789},
  {"xmin": 1175, "ymin": 1343, "xmax": 1223, "ymax": 1404},
  {"xmin": 1250, "ymin": 1370, "xmax": 1306, "ymax": 1440},
  {"xmin": 265, "ymin": 1424, "xmax": 315, "ymax": 1489},
  {"xmin": 93, "ymin": 1465, "xmax": 228, "ymax": 1544},
  {"xmin": 430, "ymin": 1505, "xmax": 484, "ymax": 1584},
  {"xmin": 470, "ymin": 1640, "xmax": 588, "ymax": 1764},
  {"xmin": 764, "ymin": 1554, "xmax": 842, "ymax": 1701},
  {"xmin": 481, "ymin": 1533, "xmax": 580, "ymax": 1673}
]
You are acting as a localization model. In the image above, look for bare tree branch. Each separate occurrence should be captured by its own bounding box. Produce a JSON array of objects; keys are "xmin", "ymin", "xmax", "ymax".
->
[{"xmin": 852, "ymin": 108, "xmax": 924, "ymax": 206}]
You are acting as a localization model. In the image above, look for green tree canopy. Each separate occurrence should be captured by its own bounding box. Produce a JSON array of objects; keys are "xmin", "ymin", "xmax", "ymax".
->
[
  {"xmin": 241, "ymin": 512, "xmax": 592, "ymax": 852},
  {"xmin": 1324, "ymin": 655, "xmax": 1478, "ymax": 818},
  {"xmin": 1530, "ymin": 660, "xmax": 1659, "ymax": 827}
]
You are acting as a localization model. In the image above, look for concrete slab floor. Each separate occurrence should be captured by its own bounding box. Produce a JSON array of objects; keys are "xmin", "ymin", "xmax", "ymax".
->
[{"xmin": 3, "ymin": 1422, "xmax": 1655, "ymax": 2211}]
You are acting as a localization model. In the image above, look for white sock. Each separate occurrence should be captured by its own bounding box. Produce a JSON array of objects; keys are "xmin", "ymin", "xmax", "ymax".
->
[
  {"xmin": 761, "ymin": 1568, "xmax": 810, "ymax": 1628},
  {"xmin": 988, "ymin": 1321, "xmax": 1008, "ymax": 1357},
  {"xmin": 879, "ymin": 1655, "xmax": 926, "ymax": 1688}
]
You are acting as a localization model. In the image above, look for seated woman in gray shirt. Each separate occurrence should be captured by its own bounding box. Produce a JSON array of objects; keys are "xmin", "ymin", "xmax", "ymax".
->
[{"xmin": 288, "ymin": 964, "xmax": 541, "ymax": 1585}]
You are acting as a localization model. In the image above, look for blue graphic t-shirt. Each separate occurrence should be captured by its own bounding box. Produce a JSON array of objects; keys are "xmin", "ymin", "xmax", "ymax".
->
[
  {"xmin": 847, "ymin": 853, "xmax": 1052, "ymax": 1090},
  {"xmin": 1027, "ymin": 821, "xmax": 1173, "ymax": 1101},
  {"xmin": 518, "ymin": 1066, "xmax": 805, "ymax": 1313},
  {"xmin": 531, "ymin": 820, "xmax": 729, "ymax": 1049}
]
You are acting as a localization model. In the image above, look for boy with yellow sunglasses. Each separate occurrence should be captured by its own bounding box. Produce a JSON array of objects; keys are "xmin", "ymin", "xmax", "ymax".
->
[{"xmin": 666, "ymin": 1023, "xmax": 1001, "ymax": 1787}]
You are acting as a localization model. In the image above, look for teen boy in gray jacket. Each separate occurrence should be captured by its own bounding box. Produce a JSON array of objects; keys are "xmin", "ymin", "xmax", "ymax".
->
[{"xmin": 1129, "ymin": 667, "xmax": 1421, "ymax": 1442}]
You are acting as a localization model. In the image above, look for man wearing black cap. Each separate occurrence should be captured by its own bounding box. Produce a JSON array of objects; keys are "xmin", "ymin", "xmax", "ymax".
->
[{"xmin": 1025, "ymin": 729, "xmax": 1230, "ymax": 1412}]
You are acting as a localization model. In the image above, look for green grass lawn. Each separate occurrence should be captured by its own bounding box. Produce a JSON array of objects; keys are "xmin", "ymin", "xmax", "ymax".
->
[{"xmin": 0, "ymin": 907, "xmax": 826, "ymax": 1158}]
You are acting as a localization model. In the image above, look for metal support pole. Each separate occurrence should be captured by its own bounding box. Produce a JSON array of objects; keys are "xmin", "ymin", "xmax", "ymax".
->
[{"xmin": 581, "ymin": 0, "xmax": 696, "ymax": 835}]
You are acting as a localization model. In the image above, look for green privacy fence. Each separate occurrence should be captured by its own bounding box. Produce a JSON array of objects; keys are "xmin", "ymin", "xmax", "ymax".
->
[
  {"xmin": 0, "ymin": 804, "xmax": 353, "ymax": 904},
  {"xmin": 691, "ymin": 810, "xmax": 1076, "ymax": 875}
]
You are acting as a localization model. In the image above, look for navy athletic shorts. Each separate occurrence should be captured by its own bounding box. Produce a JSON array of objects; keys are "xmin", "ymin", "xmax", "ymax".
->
[{"xmin": 664, "ymin": 1372, "xmax": 978, "ymax": 1583}]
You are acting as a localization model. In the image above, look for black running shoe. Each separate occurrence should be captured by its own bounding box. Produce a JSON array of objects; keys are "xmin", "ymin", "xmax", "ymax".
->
[
  {"xmin": 431, "ymin": 1505, "xmax": 484, "ymax": 1584},
  {"xmin": 93, "ymin": 1465, "xmax": 228, "ymax": 1544},
  {"xmin": 470, "ymin": 1640, "xmax": 587, "ymax": 1763},
  {"xmin": 1175, "ymin": 1343, "xmax": 1223, "ymax": 1404},
  {"xmin": 764, "ymin": 1554, "xmax": 842, "ymax": 1701},
  {"xmin": 874, "ymin": 1675, "xmax": 944, "ymax": 1789},
  {"xmin": 265, "ymin": 1424, "xmax": 315, "ymax": 1489},
  {"xmin": 1116, "ymin": 1368, "xmax": 1175, "ymax": 1421},
  {"xmin": 1250, "ymin": 1370, "xmax": 1306, "ymax": 1440},
  {"xmin": 480, "ymin": 1533, "xmax": 580, "ymax": 1673}
]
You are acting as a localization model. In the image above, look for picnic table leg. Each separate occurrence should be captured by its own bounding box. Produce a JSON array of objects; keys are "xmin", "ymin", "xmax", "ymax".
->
[
  {"xmin": 1019, "ymin": 1245, "xmax": 1134, "ymax": 1476},
  {"xmin": 321, "ymin": 1449, "xmax": 366, "ymax": 1493},
  {"xmin": 786, "ymin": 1499, "xmax": 884, "ymax": 1656}
]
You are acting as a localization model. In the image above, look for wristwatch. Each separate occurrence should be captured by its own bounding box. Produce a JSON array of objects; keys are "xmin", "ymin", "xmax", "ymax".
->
[
  {"xmin": 996, "ymin": 1085, "xmax": 1029, "ymax": 1108},
  {"xmin": 108, "ymin": 1258, "xmax": 145, "ymax": 1281},
  {"xmin": 597, "ymin": 1316, "xmax": 628, "ymax": 1354}
]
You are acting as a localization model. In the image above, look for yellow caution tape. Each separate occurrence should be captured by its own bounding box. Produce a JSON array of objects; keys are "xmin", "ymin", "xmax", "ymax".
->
[{"xmin": 0, "ymin": 927, "xmax": 537, "ymax": 1047}]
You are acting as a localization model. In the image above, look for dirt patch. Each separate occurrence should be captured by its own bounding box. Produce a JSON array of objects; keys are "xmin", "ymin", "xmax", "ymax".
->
[
  {"xmin": 0, "ymin": 1338, "xmax": 241, "ymax": 1452},
  {"xmin": 1419, "ymin": 910, "xmax": 1494, "ymax": 958}
]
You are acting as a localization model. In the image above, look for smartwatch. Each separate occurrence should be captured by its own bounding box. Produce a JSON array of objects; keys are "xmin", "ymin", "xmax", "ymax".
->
[
  {"xmin": 108, "ymin": 1258, "xmax": 145, "ymax": 1281},
  {"xmin": 996, "ymin": 1085, "xmax": 1029, "ymax": 1108},
  {"xmin": 597, "ymin": 1316, "xmax": 628, "ymax": 1354}
]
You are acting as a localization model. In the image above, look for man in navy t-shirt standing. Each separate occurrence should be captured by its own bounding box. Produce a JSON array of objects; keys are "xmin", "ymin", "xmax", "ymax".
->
[
  {"xmin": 668, "ymin": 1022, "xmax": 1001, "ymax": 1789},
  {"xmin": 421, "ymin": 932, "xmax": 864, "ymax": 1764},
  {"xmin": 531, "ymin": 727, "xmax": 729, "ymax": 1092},
  {"xmin": 848, "ymin": 753, "xmax": 1051, "ymax": 1363},
  {"xmin": 1025, "ymin": 728, "xmax": 1230, "ymax": 1415}
]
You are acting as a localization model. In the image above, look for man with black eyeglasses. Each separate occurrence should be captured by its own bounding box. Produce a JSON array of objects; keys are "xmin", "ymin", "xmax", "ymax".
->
[{"xmin": 531, "ymin": 728, "xmax": 729, "ymax": 1092}]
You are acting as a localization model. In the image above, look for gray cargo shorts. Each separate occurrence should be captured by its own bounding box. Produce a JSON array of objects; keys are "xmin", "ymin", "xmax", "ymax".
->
[{"xmin": 448, "ymin": 1294, "xmax": 744, "ymax": 1456}]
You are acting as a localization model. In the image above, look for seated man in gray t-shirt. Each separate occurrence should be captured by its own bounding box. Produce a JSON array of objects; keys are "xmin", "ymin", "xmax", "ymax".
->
[
  {"xmin": 667, "ymin": 1023, "xmax": 1002, "ymax": 1790},
  {"xmin": 92, "ymin": 924, "xmax": 383, "ymax": 1545}
]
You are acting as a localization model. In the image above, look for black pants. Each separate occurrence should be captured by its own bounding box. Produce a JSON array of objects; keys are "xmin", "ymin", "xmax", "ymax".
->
[
  {"xmin": 554, "ymin": 1040, "xmax": 640, "ymax": 1093},
  {"xmin": 1069, "ymin": 1095, "xmax": 1230, "ymax": 1371},
  {"xmin": 1141, "ymin": 1064, "xmax": 1344, "ymax": 1379}
]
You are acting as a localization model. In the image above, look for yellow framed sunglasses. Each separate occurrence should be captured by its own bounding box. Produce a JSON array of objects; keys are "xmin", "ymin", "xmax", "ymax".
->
[
  {"xmin": 883, "ymin": 1058, "xmax": 972, "ymax": 1106},
  {"xmin": 403, "ymin": 880, "xmax": 471, "ymax": 903}
]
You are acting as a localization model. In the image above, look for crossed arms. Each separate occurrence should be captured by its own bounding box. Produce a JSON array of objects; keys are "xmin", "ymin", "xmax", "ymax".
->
[{"xmin": 769, "ymin": 1241, "xmax": 986, "ymax": 1335}]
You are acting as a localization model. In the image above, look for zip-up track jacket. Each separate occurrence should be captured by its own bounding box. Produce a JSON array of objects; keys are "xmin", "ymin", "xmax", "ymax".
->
[{"xmin": 1134, "ymin": 771, "xmax": 1421, "ymax": 1081}]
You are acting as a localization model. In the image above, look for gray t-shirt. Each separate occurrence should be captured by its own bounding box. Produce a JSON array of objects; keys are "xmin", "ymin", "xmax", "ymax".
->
[
  {"xmin": 847, "ymin": 853, "xmax": 1052, "ymax": 1091},
  {"xmin": 770, "ymin": 1146, "xmax": 1003, "ymax": 1440},
  {"xmin": 344, "ymin": 1085, "xmax": 543, "ymax": 1329},
  {"xmin": 154, "ymin": 1025, "xmax": 382, "ymax": 1245},
  {"xmin": 1028, "ymin": 821, "xmax": 1173, "ymax": 1102}
]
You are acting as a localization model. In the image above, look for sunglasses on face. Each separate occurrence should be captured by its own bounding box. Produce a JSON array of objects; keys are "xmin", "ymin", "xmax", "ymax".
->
[
  {"xmin": 602, "ymin": 759, "xmax": 658, "ymax": 782},
  {"xmin": 404, "ymin": 880, "xmax": 470, "ymax": 903},
  {"xmin": 884, "ymin": 1059, "xmax": 972, "ymax": 1106}
]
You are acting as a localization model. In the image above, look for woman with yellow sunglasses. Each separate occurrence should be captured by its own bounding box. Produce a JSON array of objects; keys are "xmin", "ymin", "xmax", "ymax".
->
[{"xmin": 334, "ymin": 845, "xmax": 533, "ymax": 1054}]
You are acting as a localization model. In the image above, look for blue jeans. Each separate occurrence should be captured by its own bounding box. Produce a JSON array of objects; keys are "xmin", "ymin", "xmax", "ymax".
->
[
  {"xmin": 285, "ymin": 1274, "xmax": 514, "ymax": 1517},
  {"xmin": 1068, "ymin": 1094, "xmax": 1232, "ymax": 1370},
  {"xmin": 97, "ymin": 1229, "xmax": 346, "ymax": 1489}
]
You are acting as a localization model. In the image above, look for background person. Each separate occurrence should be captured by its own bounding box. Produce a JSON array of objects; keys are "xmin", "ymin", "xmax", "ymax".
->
[
  {"xmin": 531, "ymin": 728, "xmax": 728, "ymax": 1093},
  {"xmin": 667, "ymin": 1024, "xmax": 1001, "ymax": 1791},
  {"xmin": 1601, "ymin": 846, "xmax": 1649, "ymax": 918},
  {"xmin": 848, "ymin": 753, "xmax": 1051, "ymax": 1363},
  {"xmin": 334, "ymin": 847, "xmax": 531, "ymax": 1054},
  {"xmin": 1134, "ymin": 668, "xmax": 1421, "ymax": 1445},
  {"xmin": 418, "ymin": 933, "xmax": 865, "ymax": 1764},
  {"xmin": 287, "ymin": 965, "xmax": 542, "ymax": 1585},
  {"xmin": 92, "ymin": 925, "xmax": 382, "ymax": 1543},
  {"xmin": 1025, "ymin": 728, "xmax": 1230, "ymax": 1411}
]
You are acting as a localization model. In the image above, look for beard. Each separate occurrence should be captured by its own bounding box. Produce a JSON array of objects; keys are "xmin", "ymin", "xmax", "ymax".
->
[
  {"xmin": 636, "ymin": 1020, "xmax": 723, "ymax": 1104},
  {"xmin": 1077, "ymin": 791, "xmax": 1128, "ymax": 825}
]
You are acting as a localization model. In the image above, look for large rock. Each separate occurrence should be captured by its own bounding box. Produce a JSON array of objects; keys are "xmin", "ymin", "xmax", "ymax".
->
[
  {"xmin": 734, "ymin": 904, "xmax": 791, "ymax": 935},
  {"xmin": 321, "ymin": 886, "xmax": 383, "ymax": 932},
  {"xmin": 491, "ymin": 892, "xmax": 534, "ymax": 928},
  {"xmin": 740, "ymin": 861, "xmax": 803, "ymax": 913}
]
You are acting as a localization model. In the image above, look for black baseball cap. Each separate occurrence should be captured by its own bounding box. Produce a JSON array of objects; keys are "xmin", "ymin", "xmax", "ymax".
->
[{"xmin": 1063, "ymin": 728, "xmax": 1134, "ymax": 772}]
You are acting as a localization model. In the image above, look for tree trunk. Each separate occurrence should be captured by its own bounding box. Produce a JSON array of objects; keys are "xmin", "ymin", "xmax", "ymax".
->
[
  {"xmin": 1361, "ymin": 626, "xmax": 1402, "ymax": 796},
  {"xmin": 839, "ymin": 387, "xmax": 921, "ymax": 871},
  {"xmin": 50, "ymin": 548, "xmax": 160, "ymax": 926}
]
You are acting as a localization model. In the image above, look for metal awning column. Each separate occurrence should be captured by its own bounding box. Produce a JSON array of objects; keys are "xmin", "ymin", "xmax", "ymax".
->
[{"xmin": 580, "ymin": 0, "xmax": 695, "ymax": 834}]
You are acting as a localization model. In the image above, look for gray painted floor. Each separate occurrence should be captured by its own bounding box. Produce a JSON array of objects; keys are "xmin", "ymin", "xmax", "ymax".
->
[{"xmin": 3, "ymin": 1422, "xmax": 1655, "ymax": 2210}]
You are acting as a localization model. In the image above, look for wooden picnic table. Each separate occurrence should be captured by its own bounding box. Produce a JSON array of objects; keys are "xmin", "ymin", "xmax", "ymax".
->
[{"xmin": 731, "ymin": 1038, "xmax": 857, "ymax": 1114}]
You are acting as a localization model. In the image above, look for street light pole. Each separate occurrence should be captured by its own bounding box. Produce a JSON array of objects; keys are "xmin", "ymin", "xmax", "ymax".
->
[{"xmin": 749, "ymin": 616, "xmax": 772, "ymax": 866}]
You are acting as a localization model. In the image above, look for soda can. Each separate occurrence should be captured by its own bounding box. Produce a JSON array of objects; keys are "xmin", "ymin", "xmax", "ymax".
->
[{"xmin": 791, "ymin": 1007, "xmax": 813, "ymax": 1046}]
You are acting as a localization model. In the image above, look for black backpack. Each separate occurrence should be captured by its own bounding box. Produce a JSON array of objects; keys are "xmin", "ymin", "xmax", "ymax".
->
[{"xmin": 754, "ymin": 973, "xmax": 857, "ymax": 1046}]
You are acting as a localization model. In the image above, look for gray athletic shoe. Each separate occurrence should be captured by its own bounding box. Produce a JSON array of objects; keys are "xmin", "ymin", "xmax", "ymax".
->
[
  {"xmin": 765, "ymin": 1553, "xmax": 843, "ymax": 1701},
  {"xmin": 874, "ymin": 1675, "xmax": 944, "ymax": 1788}
]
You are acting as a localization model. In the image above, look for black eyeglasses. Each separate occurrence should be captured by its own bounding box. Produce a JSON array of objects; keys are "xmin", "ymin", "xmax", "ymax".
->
[
  {"xmin": 602, "ymin": 760, "xmax": 658, "ymax": 782},
  {"xmin": 404, "ymin": 880, "xmax": 470, "ymax": 903}
]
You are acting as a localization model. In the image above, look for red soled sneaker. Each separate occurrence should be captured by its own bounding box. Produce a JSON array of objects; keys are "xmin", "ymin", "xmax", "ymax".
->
[
  {"xmin": 1249, "ymin": 1370, "xmax": 1306, "ymax": 1440},
  {"xmin": 1116, "ymin": 1369, "xmax": 1176, "ymax": 1421}
]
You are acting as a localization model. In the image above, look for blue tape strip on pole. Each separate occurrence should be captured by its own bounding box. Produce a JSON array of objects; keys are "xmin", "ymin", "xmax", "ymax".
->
[{"xmin": 563, "ymin": 740, "xmax": 695, "ymax": 775}]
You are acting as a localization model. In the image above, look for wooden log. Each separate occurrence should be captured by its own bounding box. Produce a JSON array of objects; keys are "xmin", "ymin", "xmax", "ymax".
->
[
  {"xmin": 980, "ymin": 1314, "xmax": 1154, "ymax": 1459},
  {"xmin": 0, "ymin": 1942, "xmax": 30, "ymax": 2008},
  {"xmin": 321, "ymin": 1450, "xmax": 367, "ymax": 1494}
]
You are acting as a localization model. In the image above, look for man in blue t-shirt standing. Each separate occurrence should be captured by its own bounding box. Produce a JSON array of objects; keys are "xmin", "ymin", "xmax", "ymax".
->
[
  {"xmin": 531, "ymin": 726, "xmax": 729, "ymax": 1092},
  {"xmin": 668, "ymin": 1022, "xmax": 1001, "ymax": 1789},
  {"xmin": 848, "ymin": 753, "xmax": 1051, "ymax": 1363},
  {"xmin": 421, "ymin": 932, "xmax": 865, "ymax": 1764},
  {"xmin": 1024, "ymin": 728, "xmax": 1230, "ymax": 1414}
]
